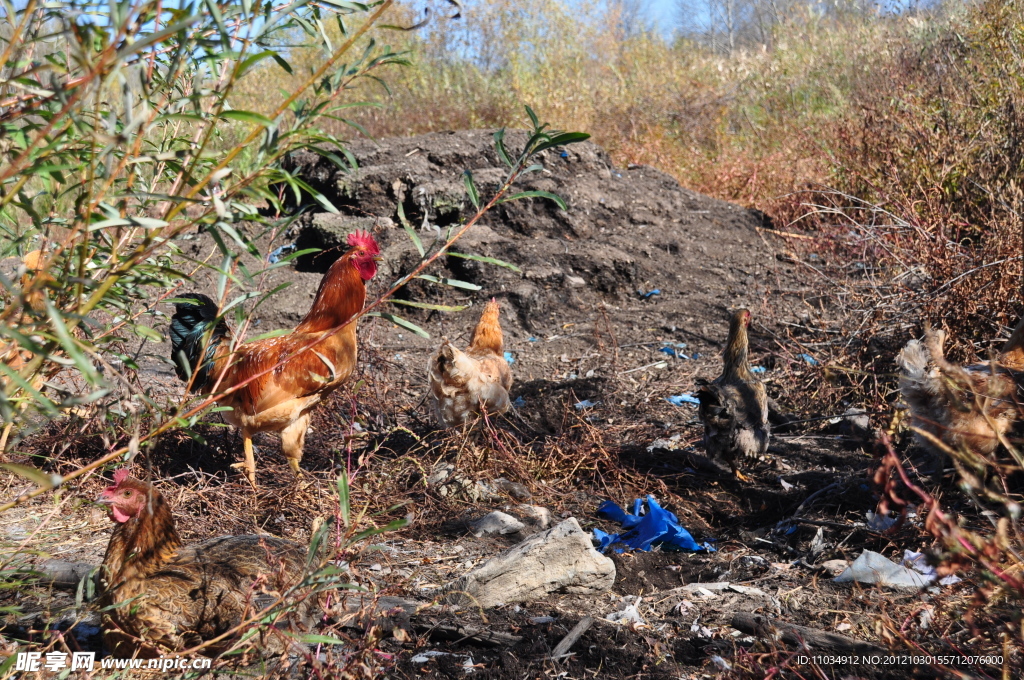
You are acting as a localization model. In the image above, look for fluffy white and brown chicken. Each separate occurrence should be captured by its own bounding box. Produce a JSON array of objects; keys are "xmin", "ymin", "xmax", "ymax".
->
[
  {"xmin": 97, "ymin": 470, "xmax": 321, "ymax": 657},
  {"xmin": 897, "ymin": 321, "xmax": 1024, "ymax": 475},
  {"xmin": 696, "ymin": 309, "xmax": 769, "ymax": 482},
  {"xmin": 427, "ymin": 299, "xmax": 513, "ymax": 428}
]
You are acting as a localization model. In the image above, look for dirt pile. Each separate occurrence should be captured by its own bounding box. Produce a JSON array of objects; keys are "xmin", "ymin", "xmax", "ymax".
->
[{"xmin": 281, "ymin": 129, "xmax": 789, "ymax": 338}]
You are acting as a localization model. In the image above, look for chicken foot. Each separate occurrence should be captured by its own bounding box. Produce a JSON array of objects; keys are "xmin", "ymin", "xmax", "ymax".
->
[
  {"xmin": 281, "ymin": 412, "xmax": 311, "ymax": 476},
  {"xmin": 229, "ymin": 430, "xmax": 257, "ymax": 486}
]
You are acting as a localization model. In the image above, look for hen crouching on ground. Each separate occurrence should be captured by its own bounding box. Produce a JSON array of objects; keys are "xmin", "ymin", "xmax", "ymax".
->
[
  {"xmin": 97, "ymin": 470, "xmax": 323, "ymax": 658},
  {"xmin": 427, "ymin": 299, "xmax": 513, "ymax": 428},
  {"xmin": 696, "ymin": 309, "xmax": 769, "ymax": 482}
]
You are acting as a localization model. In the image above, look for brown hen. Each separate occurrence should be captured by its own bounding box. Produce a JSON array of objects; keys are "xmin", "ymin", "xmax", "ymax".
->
[
  {"xmin": 97, "ymin": 470, "xmax": 320, "ymax": 657},
  {"xmin": 897, "ymin": 320, "xmax": 1024, "ymax": 478}
]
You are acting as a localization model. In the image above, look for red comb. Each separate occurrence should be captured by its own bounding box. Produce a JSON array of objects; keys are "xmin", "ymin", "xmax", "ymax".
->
[
  {"xmin": 113, "ymin": 468, "xmax": 130, "ymax": 485},
  {"xmin": 347, "ymin": 229, "xmax": 380, "ymax": 255}
]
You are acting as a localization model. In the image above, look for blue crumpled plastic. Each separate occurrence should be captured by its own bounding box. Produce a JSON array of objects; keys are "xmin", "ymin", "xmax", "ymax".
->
[
  {"xmin": 638, "ymin": 288, "xmax": 661, "ymax": 299},
  {"xmin": 666, "ymin": 393, "xmax": 700, "ymax": 407},
  {"xmin": 267, "ymin": 243, "xmax": 297, "ymax": 264},
  {"xmin": 504, "ymin": 351, "xmax": 515, "ymax": 364},
  {"xmin": 659, "ymin": 347, "xmax": 690, "ymax": 360},
  {"xmin": 593, "ymin": 495, "xmax": 714, "ymax": 553}
]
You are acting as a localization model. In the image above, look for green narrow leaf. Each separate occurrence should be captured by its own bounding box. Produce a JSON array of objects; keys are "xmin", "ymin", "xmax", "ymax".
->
[
  {"xmin": 447, "ymin": 251, "xmax": 522, "ymax": 273},
  {"xmin": 498, "ymin": 190, "xmax": 568, "ymax": 211},
  {"xmin": 525, "ymin": 105, "xmax": 540, "ymax": 129},
  {"xmin": 366, "ymin": 312, "xmax": 430, "ymax": 338},
  {"xmin": 532, "ymin": 132, "xmax": 592, "ymax": 155},
  {"xmin": 493, "ymin": 128, "xmax": 513, "ymax": 168},
  {"xmin": 299, "ymin": 634, "xmax": 348, "ymax": 645},
  {"xmin": 219, "ymin": 110, "xmax": 275, "ymax": 127},
  {"xmin": 415, "ymin": 275, "xmax": 482, "ymax": 291},
  {"xmin": 337, "ymin": 471, "xmax": 350, "ymax": 528},
  {"xmin": 397, "ymin": 201, "xmax": 424, "ymax": 257},
  {"xmin": 463, "ymin": 170, "xmax": 480, "ymax": 210},
  {"xmin": 391, "ymin": 300, "xmax": 468, "ymax": 312},
  {"xmin": 1, "ymin": 463, "xmax": 61, "ymax": 490}
]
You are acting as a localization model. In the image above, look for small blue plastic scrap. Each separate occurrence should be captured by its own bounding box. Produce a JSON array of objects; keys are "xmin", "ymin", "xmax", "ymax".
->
[
  {"xmin": 638, "ymin": 288, "xmax": 661, "ymax": 299},
  {"xmin": 593, "ymin": 495, "xmax": 713, "ymax": 553},
  {"xmin": 267, "ymin": 243, "xmax": 297, "ymax": 264},
  {"xmin": 751, "ymin": 366, "xmax": 766, "ymax": 374},
  {"xmin": 659, "ymin": 347, "xmax": 690, "ymax": 360},
  {"xmin": 513, "ymin": 396, "xmax": 526, "ymax": 409},
  {"xmin": 800, "ymin": 353, "xmax": 819, "ymax": 366},
  {"xmin": 667, "ymin": 394, "xmax": 700, "ymax": 407},
  {"xmin": 504, "ymin": 351, "xmax": 515, "ymax": 364},
  {"xmin": 560, "ymin": 150, "xmax": 569, "ymax": 159},
  {"xmin": 529, "ymin": 337, "xmax": 538, "ymax": 342},
  {"xmin": 574, "ymin": 399, "xmax": 599, "ymax": 410}
]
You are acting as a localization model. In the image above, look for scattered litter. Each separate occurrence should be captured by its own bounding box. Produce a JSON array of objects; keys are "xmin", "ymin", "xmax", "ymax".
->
[
  {"xmin": 820, "ymin": 559, "xmax": 849, "ymax": 576},
  {"xmin": 834, "ymin": 550, "xmax": 931, "ymax": 588},
  {"xmin": 647, "ymin": 435, "xmax": 682, "ymax": 452},
  {"xmin": 574, "ymin": 399, "xmax": 599, "ymax": 410},
  {"xmin": 528, "ymin": 337, "xmax": 537, "ymax": 342},
  {"xmin": 691, "ymin": 353, "xmax": 700, "ymax": 360},
  {"xmin": 593, "ymin": 495, "xmax": 714, "ymax": 553},
  {"xmin": 530, "ymin": 616, "xmax": 557, "ymax": 624},
  {"xmin": 836, "ymin": 622, "xmax": 852, "ymax": 632},
  {"xmin": 658, "ymin": 347, "xmax": 690, "ymax": 359},
  {"xmin": 903, "ymin": 550, "xmax": 961, "ymax": 586},
  {"xmin": 866, "ymin": 510, "xmax": 897, "ymax": 532},
  {"xmin": 638, "ymin": 288, "xmax": 661, "ymax": 299},
  {"xmin": 560, "ymin": 150, "xmax": 569, "ymax": 159},
  {"xmin": 503, "ymin": 351, "xmax": 515, "ymax": 364},
  {"xmin": 751, "ymin": 366, "xmax": 766, "ymax": 374},
  {"xmin": 267, "ymin": 243, "xmax": 296, "ymax": 264},
  {"xmin": 918, "ymin": 606, "xmax": 934, "ymax": 630},
  {"xmin": 799, "ymin": 353, "xmax": 818, "ymax": 366},
  {"xmin": 512, "ymin": 396, "xmax": 526, "ymax": 408},
  {"xmin": 666, "ymin": 393, "xmax": 700, "ymax": 407},
  {"xmin": 409, "ymin": 651, "xmax": 475, "ymax": 673},
  {"xmin": 710, "ymin": 656, "xmax": 732, "ymax": 671},
  {"xmin": 605, "ymin": 596, "xmax": 645, "ymax": 626},
  {"xmin": 779, "ymin": 477, "xmax": 794, "ymax": 491}
]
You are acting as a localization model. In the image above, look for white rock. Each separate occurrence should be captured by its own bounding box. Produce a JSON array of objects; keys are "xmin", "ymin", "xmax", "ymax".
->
[
  {"xmin": 438, "ymin": 518, "xmax": 615, "ymax": 608},
  {"xmin": 519, "ymin": 505, "xmax": 553, "ymax": 530},
  {"xmin": 469, "ymin": 511, "xmax": 525, "ymax": 537}
]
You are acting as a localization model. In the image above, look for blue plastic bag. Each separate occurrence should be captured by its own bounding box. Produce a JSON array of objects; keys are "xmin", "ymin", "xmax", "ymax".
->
[{"xmin": 594, "ymin": 495, "xmax": 714, "ymax": 553}]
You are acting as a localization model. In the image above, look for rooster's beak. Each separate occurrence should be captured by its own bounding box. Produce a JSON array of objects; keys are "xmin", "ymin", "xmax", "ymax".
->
[{"xmin": 372, "ymin": 256, "xmax": 383, "ymax": 263}]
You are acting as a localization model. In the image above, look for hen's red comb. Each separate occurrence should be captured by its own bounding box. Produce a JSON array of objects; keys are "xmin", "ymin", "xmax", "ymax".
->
[
  {"xmin": 113, "ymin": 468, "xmax": 130, "ymax": 485},
  {"xmin": 347, "ymin": 229, "xmax": 380, "ymax": 255}
]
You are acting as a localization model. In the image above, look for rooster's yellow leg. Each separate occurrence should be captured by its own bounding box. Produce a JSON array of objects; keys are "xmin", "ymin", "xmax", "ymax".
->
[
  {"xmin": 230, "ymin": 431, "xmax": 257, "ymax": 485},
  {"xmin": 733, "ymin": 467, "xmax": 752, "ymax": 483},
  {"xmin": 281, "ymin": 413, "xmax": 310, "ymax": 477}
]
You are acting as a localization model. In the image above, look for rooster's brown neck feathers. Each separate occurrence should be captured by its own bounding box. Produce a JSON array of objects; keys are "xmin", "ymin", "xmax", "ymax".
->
[
  {"xmin": 296, "ymin": 251, "xmax": 367, "ymax": 333},
  {"xmin": 103, "ymin": 482, "xmax": 182, "ymax": 582}
]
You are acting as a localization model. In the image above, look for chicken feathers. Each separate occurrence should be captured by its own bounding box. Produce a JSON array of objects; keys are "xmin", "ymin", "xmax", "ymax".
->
[
  {"xmin": 97, "ymin": 471, "xmax": 320, "ymax": 657},
  {"xmin": 169, "ymin": 230, "xmax": 380, "ymax": 482},
  {"xmin": 897, "ymin": 322, "xmax": 1024, "ymax": 476},
  {"xmin": 696, "ymin": 309, "xmax": 769, "ymax": 482},
  {"xmin": 428, "ymin": 299, "xmax": 513, "ymax": 427}
]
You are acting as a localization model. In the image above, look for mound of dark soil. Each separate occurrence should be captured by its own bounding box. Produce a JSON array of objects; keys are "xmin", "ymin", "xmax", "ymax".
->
[{"xmin": 279, "ymin": 129, "xmax": 793, "ymax": 340}]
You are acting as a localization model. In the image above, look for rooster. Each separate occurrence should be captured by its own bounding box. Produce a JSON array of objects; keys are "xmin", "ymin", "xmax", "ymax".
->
[
  {"xmin": 427, "ymin": 299, "xmax": 512, "ymax": 428},
  {"xmin": 897, "ymin": 321, "xmax": 1024, "ymax": 478},
  {"xmin": 97, "ymin": 469, "xmax": 321, "ymax": 656},
  {"xmin": 696, "ymin": 309, "xmax": 769, "ymax": 482},
  {"xmin": 170, "ymin": 230, "xmax": 380, "ymax": 483}
]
